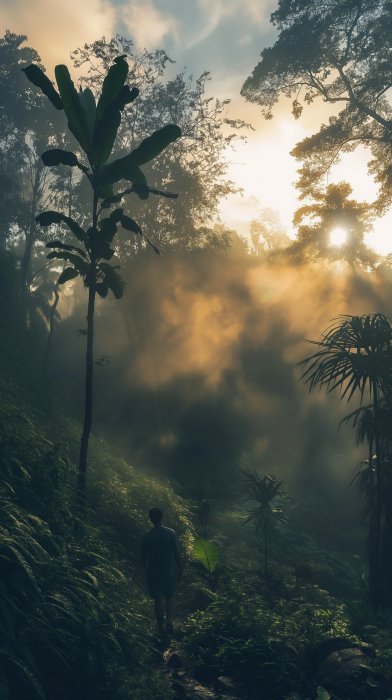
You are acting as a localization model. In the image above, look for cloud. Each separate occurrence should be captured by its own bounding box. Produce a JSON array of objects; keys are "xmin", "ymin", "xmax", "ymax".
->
[
  {"xmin": 122, "ymin": 0, "xmax": 179, "ymax": 50},
  {"xmin": 0, "ymin": 0, "xmax": 116, "ymax": 73},
  {"xmin": 186, "ymin": 0, "xmax": 273, "ymax": 47}
]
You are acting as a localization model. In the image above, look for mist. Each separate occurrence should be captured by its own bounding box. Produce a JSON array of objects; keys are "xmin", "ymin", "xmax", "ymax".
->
[{"xmin": 46, "ymin": 234, "xmax": 391, "ymax": 525}]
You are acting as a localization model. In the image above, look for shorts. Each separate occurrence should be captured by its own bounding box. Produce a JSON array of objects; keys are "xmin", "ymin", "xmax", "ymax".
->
[{"xmin": 147, "ymin": 574, "xmax": 177, "ymax": 599}]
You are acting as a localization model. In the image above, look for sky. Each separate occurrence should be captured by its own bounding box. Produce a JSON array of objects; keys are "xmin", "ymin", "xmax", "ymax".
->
[{"xmin": 2, "ymin": 0, "xmax": 392, "ymax": 254}]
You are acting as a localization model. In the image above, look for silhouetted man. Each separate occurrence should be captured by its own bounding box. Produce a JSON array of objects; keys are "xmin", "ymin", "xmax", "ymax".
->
[{"xmin": 141, "ymin": 507, "xmax": 182, "ymax": 635}]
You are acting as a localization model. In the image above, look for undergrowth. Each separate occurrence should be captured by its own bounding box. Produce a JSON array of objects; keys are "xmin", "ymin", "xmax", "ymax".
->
[
  {"xmin": 180, "ymin": 502, "xmax": 392, "ymax": 699},
  {"xmin": 0, "ymin": 343, "xmax": 185, "ymax": 699}
]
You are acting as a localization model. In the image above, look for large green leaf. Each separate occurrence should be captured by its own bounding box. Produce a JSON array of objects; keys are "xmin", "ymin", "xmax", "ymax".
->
[
  {"xmin": 98, "ymin": 124, "xmax": 180, "ymax": 195},
  {"xmin": 58, "ymin": 267, "xmax": 80, "ymax": 284},
  {"xmin": 96, "ymin": 208, "xmax": 123, "ymax": 243},
  {"xmin": 46, "ymin": 240, "xmax": 87, "ymax": 257},
  {"xmin": 108, "ymin": 208, "xmax": 124, "ymax": 223},
  {"xmin": 127, "ymin": 124, "xmax": 181, "ymax": 166},
  {"xmin": 100, "ymin": 184, "xmax": 178, "ymax": 209},
  {"xmin": 120, "ymin": 215, "xmax": 141, "ymax": 235},
  {"xmin": 94, "ymin": 109, "xmax": 121, "ymax": 167},
  {"xmin": 99, "ymin": 161, "xmax": 148, "ymax": 193},
  {"xmin": 93, "ymin": 86, "xmax": 139, "ymax": 166},
  {"xmin": 41, "ymin": 149, "xmax": 78, "ymax": 167},
  {"xmin": 55, "ymin": 65, "xmax": 92, "ymax": 157},
  {"xmin": 96, "ymin": 280, "xmax": 109, "ymax": 298},
  {"xmin": 193, "ymin": 539, "xmax": 220, "ymax": 573},
  {"xmin": 98, "ymin": 263, "xmax": 125, "ymax": 299},
  {"xmin": 78, "ymin": 88, "xmax": 96, "ymax": 143},
  {"xmin": 35, "ymin": 211, "xmax": 88, "ymax": 245},
  {"xmin": 22, "ymin": 64, "xmax": 63, "ymax": 110},
  {"xmin": 99, "ymin": 183, "xmax": 114, "ymax": 201},
  {"xmin": 95, "ymin": 56, "xmax": 129, "ymax": 126},
  {"xmin": 100, "ymin": 193, "xmax": 124, "ymax": 208},
  {"xmin": 118, "ymin": 214, "xmax": 159, "ymax": 254},
  {"xmin": 46, "ymin": 251, "xmax": 89, "ymax": 274},
  {"xmin": 97, "ymin": 219, "xmax": 117, "ymax": 239}
]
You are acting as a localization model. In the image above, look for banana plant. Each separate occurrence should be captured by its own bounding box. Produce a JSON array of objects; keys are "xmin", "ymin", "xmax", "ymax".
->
[{"xmin": 23, "ymin": 57, "xmax": 181, "ymax": 503}]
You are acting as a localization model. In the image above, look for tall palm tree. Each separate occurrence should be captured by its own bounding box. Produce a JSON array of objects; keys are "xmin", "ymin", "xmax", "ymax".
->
[
  {"xmin": 297, "ymin": 314, "xmax": 392, "ymax": 609},
  {"xmin": 345, "ymin": 400, "xmax": 392, "ymax": 604},
  {"xmin": 341, "ymin": 405, "xmax": 376, "ymax": 595},
  {"xmin": 241, "ymin": 470, "xmax": 288, "ymax": 573}
]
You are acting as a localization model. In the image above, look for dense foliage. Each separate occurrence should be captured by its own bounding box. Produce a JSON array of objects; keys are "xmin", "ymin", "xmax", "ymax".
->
[
  {"xmin": 0, "ymin": 252, "xmax": 193, "ymax": 700},
  {"xmin": 181, "ymin": 498, "xmax": 392, "ymax": 699},
  {"xmin": 299, "ymin": 314, "xmax": 392, "ymax": 610},
  {"xmin": 241, "ymin": 0, "xmax": 392, "ymax": 211}
]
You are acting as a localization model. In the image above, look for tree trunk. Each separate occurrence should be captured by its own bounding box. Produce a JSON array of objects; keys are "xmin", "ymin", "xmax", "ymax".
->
[
  {"xmin": 21, "ymin": 162, "xmax": 42, "ymax": 290},
  {"xmin": 373, "ymin": 380, "xmax": 381, "ymax": 611},
  {"xmin": 21, "ymin": 229, "xmax": 35, "ymax": 290},
  {"xmin": 77, "ymin": 185, "xmax": 98, "ymax": 506},
  {"xmin": 78, "ymin": 272, "xmax": 95, "ymax": 503},
  {"xmin": 380, "ymin": 459, "xmax": 392, "ymax": 600},
  {"xmin": 43, "ymin": 282, "xmax": 59, "ymax": 373},
  {"xmin": 368, "ymin": 434, "xmax": 376, "ymax": 600}
]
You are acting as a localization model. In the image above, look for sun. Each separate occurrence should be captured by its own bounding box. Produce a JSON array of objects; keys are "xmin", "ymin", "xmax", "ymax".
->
[{"xmin": 330, "ymin": 227, "xmax": 347, "ymax": 246}]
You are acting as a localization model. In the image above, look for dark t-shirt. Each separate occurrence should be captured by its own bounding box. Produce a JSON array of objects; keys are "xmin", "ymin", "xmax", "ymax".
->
[{"xmin": 141, "ymin": 526, "xmax": 180, "ymax": 582}]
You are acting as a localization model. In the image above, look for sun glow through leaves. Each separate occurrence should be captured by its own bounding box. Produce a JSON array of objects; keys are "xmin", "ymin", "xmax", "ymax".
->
[{"xmin": 330, "ymin": 228, "xmax": 347, "ymax": 246}]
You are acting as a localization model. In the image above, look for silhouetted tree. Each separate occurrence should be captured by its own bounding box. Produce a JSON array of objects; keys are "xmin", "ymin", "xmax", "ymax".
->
[
  {"xmin": 298, "ymin": 314, "xmax": 392, "ymax": 609},
  {"xmin": 241, "ymin": 469, "xmax": 288, "ymax": 573},
  {"xmin": 287, "ymin": 182, "xmax": 377, "ymax": 268},
  {"xmin": 70, "ymin": 36, "xmax": 249, "ymax": 258},
  {"xmin": 24, "ymin": 56, "xmax": 181, "ymax": 503},
  {"xmin": 249, "ymin": 204, "xmax": 291, "ymax": 259},
  {"xmin": 344, "ymin": 397, "xmax": 392, "ymax": 603},
  {"xmin": 0, "ymin": 31, "xmax": 73, "ymax": 289},
  {"xmin": 241, "ymin": 0, "xmax": 392, "ymax": 211}
]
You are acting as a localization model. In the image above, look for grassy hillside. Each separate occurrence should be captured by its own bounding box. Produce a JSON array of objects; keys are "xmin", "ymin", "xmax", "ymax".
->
[{"xmin": 0, "ymin": 252, "xmax": 194, "ymax": 700}]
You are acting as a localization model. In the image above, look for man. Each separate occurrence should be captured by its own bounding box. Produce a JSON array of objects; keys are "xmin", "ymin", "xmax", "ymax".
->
[{"xmin": 141, "ymin": 507, "xmax": 182, "ymax": 635}]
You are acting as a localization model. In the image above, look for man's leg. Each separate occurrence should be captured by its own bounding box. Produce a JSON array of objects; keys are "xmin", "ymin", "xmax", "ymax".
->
[
  {"xmin": 154, "ymin": 597, "xmax": 164, "ymax": 633},
  {"xmin": 165, "ymin": 595, "xmax": 175, "ymax": 628}
]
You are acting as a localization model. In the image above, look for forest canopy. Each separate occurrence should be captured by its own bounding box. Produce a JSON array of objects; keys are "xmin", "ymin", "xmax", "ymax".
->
[{"xmin": 241, "ymin": 0, "xmax": 392, "ymax": 210}]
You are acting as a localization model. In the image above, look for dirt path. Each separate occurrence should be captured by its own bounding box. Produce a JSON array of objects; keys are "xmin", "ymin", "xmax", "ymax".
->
[{"xmin": 154, "ymin": 614, "xmax": 245, "ymax": 700}]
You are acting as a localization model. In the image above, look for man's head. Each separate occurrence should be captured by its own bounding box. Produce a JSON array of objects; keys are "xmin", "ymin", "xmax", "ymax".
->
[{"xmin": 149, "ymin": 507, "xmax": 163, "ymax": 525}]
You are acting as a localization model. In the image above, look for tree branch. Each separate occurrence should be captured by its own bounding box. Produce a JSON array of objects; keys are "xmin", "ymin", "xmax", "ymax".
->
[
  {"xmin": 336, "ymin": 65, "xmax": 392, "ymax": 131},
  {"xmin": 343, "ymin": 2, "xmax": 363, "ymax": 64}
]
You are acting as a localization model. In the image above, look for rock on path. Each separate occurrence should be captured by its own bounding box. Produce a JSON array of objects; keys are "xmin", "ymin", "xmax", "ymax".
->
[{"xmin": 155, "ymin": 622, "xmax": 240, "ymax": 700}]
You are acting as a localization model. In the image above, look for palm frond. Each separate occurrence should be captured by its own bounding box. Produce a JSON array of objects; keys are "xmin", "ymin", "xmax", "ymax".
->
[{"xmin": 297, "ymin": 314, "xmax": 392, "ymax": 403}]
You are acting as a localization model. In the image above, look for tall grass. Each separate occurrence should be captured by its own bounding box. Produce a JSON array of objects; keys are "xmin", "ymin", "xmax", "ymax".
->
[{"xmin": 0, "ymin": 320, "xmax": 188, "ymax": 699}]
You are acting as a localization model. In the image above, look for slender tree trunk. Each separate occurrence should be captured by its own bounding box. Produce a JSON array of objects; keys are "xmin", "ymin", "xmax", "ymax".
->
[
  {"xmin": 368, "ymin": 434, "xmax": 376, "ymax": 600},
  {"xmin": 78, "ymin": 191, "xmax": 98, "ymax": 505},
  {"xmin": 373, "ymin": 381, "xmax": 381, "ymax": 611},
  {"xmin": 380, "ymin": 459, "xmax": 392, "ymax": 599},
  {"xmin": 21, "ymin": 163, "xmax": 42, "ymax": 291},
  {"xmin": 43, "ymin": 172, "xmax": 73, "ymax": 373},
  {"xmin": 43, "ymin": 282, "xmax": 60, "ymax": 373},
  {"xmin": 78, "ymin": 270, "xmax": 96, "ymax": 503},
  {"xmin": 21, "ymin": 230, "xmax": 35, "ymax": 290}
]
